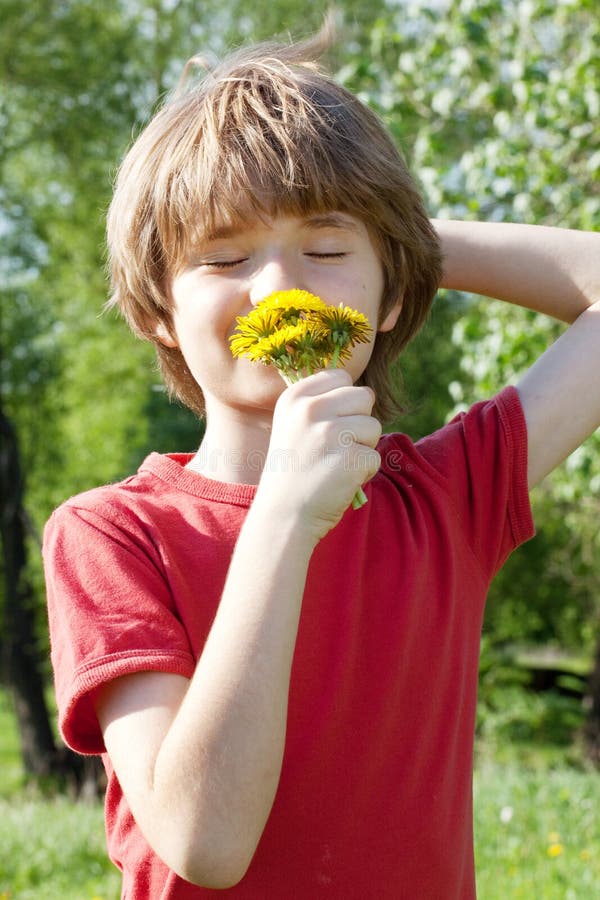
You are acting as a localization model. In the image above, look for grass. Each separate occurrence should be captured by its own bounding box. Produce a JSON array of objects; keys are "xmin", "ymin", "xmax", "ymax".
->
[
  {"xmin": 0, "ymin": 706, "xmax": 23, "ymax": 801},
  {"xmin": 0, "ymin": 795, "xmax": 121, "ymax": 900},
  {"xmin": 0, "ymin": 691, "xmax": 121, "ymax": 900},
  {"xmin": 1, "ymin": 689, "xmax": 599, "ymax": 898},
  {"xmin": 474, "ymin": 760, "xmax": 600, "ymax": 899}
]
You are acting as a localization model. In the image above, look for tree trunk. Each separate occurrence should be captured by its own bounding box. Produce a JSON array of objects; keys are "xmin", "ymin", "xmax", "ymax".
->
[
  {"xmin": 0, "ymin": 406, "xmax": 104, "ymax": 793},
  {"xmin": 583, "ymin": 638, "xmax": 600, "ymax": 767},
  {"xmin": 0, "ymin": 407, "xmax": 59, "ymax": 776}
]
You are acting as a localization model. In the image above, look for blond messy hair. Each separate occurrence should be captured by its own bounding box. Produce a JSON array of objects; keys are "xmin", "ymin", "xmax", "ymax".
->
[{"xmin": 106, "ymin": 22, "xmax": 442, "ymax": 423}]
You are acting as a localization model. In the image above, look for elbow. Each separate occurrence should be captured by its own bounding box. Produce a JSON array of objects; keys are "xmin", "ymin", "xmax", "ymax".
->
[
  {"xmin": 141, "ymin": 782, "xmax": 269, "ymax": 886},
  {"xmin": 176, "ymin": 855, "xmax": 253, "ymax": 890},
  {"xmin": 180, "ymin": 860, "xmax": 249, "ymax": 891},
  {"xmin": 167, "ymin": 833, "xmax": 258, "ymax": 889},
  {"xmin": 182, "ymin": 865, "xmax": 248, "ymax": 891}
]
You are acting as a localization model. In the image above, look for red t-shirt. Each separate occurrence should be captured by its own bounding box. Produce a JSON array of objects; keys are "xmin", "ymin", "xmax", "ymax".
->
[{"xmin": 44, "ymin": 387, "xmax": 534, "ymax": 899}]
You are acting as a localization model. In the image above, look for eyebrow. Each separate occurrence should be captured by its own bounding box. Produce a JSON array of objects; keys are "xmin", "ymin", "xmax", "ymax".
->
[
  {"xmin": 303, "ymin": 212, "xmax": 362, "ymax": 233},
  {"xmin": 202, "ymin": 211, "xmax": 361, "ymax": 242},
  {"xmin": 202, "ymin": 223, "xmax": 245, "ymax": 241}
]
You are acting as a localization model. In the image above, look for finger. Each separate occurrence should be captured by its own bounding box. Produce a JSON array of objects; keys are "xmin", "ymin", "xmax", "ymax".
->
[
  {"xmin": 340, "ymin": 445, "xmax": 381, "ymax": 483},
  {"xmin": 362, "ymin": 448, "xmax": 381, "ymax": 483},
  {"xmin": 287, "ymin": 368, "xmax": 353, "ymax": 397},
  {"xmin": 325, "ymin": 385, "xmax": 376, "ymax": 417},
  {"xmin": 293, "ymin": 385, "xmax": 376, "ymax": 424},
  {"xmin": 334, "ymin": 415, "xmax": 382, "ymax": 451}
]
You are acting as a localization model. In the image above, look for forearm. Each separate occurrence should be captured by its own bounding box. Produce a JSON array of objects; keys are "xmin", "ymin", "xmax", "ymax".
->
[
  {"xmin": 98, "ymin": 372, "xmax": 379, "ymax": 886},
  {"xmin": 149, "ymin": 496, "xmax": 316, "ymax": 885},
  {"xmin": 434, "ymin": 219, "xmax": 600, "ymax": 322}
]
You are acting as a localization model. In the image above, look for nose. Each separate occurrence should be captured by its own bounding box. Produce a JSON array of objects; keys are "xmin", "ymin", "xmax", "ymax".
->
[{"xmin": 249, "ymin": 259, "xmax": 300, "ymax": 307}]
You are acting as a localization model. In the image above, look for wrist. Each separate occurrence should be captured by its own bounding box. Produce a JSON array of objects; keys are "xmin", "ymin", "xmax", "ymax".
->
[{"xmin": 249, "ymin": 482, "xmax": 321, "ymax": 555}]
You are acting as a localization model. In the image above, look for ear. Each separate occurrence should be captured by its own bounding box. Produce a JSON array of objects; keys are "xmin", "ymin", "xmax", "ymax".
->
[
  {"xmin": 378, "ymin": 299, "xmax": 403, "ymax": 333},
  {"xmin": 155, "ymin": 321, "xmax": 178, "ymax": 348}
]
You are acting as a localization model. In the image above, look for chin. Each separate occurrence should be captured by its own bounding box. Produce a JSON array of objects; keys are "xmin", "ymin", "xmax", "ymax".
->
[
  {"xmin": 254, "ymin": 383, "xmax": 286, "ymax": 410},
  {"xmin": 232, "ymin": 370, "xmax": 285, "ymax": 411}
]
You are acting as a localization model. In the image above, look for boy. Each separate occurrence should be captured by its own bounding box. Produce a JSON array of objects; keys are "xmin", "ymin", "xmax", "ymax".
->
[{"xmin": 43, "ymin": 27, "xmax": 600, "ymax": 900}]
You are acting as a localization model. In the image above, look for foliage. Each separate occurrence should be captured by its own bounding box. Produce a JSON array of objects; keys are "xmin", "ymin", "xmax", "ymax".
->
[
  {"xmin": 0, "ymin": 0, "xmax": 388, "ymax": 526},
  {"xmin": 387, "ymin": 291, "xmax": 469, "ymax": 438},
  {"xmin": 340, "ymin": 0, "xmax": 600, "ymax": 653},
  {"xmin": 0, "ymin": 0, "xmax": 403, "ymax": 679},
  {"xmin": 476, "ymin": 638, "xmax": 587, "ymax": 758},
  {"xmin": 0, "ymin": 0, "xmax": 196, "ymax": 510},
  {"xmin": 1, "ymin": 0, "xmax": 599, "ymax": 768}
]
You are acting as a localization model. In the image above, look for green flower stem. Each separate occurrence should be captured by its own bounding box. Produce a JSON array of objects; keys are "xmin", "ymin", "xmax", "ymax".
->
[
  {"xmin": 279, "ymin": 370, "xmax": 300, "ymax": 385},
  {"xmin": 328, "ymin": 342, "xmax": 368, "ymax": 510},
  {"xmin": 352, "ymin": 486, "xmax": 368, "ymax": 509},
  {"xmin": 277, "ymin": 364, "xmax": 368, "ymax": 512},
  {"xmin": 329, "ymin": 345, "xmax": 342, "ymax": 369}
]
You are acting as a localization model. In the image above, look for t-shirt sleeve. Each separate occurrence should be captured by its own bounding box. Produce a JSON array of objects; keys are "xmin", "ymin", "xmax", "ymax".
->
[
  {"xmin": 43, "ymin": 502, "xmax": 196, "ymax": 755},
  {"xmin": 414, "ymin": 385, "xmax": 535, "ymax": 578}
]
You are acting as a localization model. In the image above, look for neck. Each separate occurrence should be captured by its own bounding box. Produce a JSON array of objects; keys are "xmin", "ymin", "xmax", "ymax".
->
[{"xmin": 187, "ymin": 401, "xmax": 274, "ymax": 485}]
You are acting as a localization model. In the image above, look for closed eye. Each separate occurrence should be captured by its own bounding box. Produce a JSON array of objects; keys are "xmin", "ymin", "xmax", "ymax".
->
[
  {"xmin": 202, "ymin": 258, "xmax": 248, "ymax": 269},
  {"xmin": 305, "ymin": 252, "xmax": 347, "ymax": 259}
]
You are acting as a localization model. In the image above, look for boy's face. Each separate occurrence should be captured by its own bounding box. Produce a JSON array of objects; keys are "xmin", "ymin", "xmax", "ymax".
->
[{"xmin": 160, "ymin": 211, "xmax": 400, "ymax": 418}]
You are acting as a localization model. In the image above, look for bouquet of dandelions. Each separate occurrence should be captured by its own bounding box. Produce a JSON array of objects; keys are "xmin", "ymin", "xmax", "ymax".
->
[{"xmin": 229, "ymin": 289, "xmax": 373, "ymax": 509}]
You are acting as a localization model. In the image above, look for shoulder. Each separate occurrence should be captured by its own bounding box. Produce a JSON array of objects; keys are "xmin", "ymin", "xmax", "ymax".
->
[
  {"xmin": 380, "ymin": 386, "xmax": 527, "ymax": 479},
  {"xmin": 375, "ymin": 387, "xmax": 533, "ymax": 571},
  {"xmin": 45, "ymin": 452, "xmax": 189, "ymax": 537}
]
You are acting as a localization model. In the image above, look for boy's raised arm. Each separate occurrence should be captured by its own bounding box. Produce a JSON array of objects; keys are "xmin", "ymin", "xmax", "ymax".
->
[{"xmin": 434, "ymin": 220, "xmax": 600, "ymax": 488}]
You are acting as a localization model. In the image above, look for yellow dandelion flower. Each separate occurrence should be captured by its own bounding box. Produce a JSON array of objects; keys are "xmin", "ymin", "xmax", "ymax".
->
[
  {"xmin": 228, "ymin": 290, "xmax": 373, "ymax": 510},
  {"xmin": 310, "ymin": 304, "xmax": 372, "ymax": 368},
  {"xmin": 334, "ymin": 305, "xmax": 372, "ymax": 340},
  {"xmin": 313, "ymin": 304, "xmax": 372, "ymax": 347},
  {"xmin": 320, "ymin": 339, "xmax": 354, "ymax": 368},
  {"xmin": 547, "ymin": 843, "xmax": 563, "ymax": 858},
  {"xmin": 246, "ymin": 323, "xmax": 308, "ymax": 364},
  {"xmin": 229, "ymin": 306, "xmax": 282, "ymax": 357},
  {"xmin": 259, "ymin": 289, "xmax": 328, "ymax": 316}
]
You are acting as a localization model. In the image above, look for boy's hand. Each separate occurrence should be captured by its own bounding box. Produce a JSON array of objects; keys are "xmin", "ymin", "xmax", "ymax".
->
[
  {"xmin": 257, "ymin": 369, "xmax": 382, "ymax": 542},
  {"xmin": 97, "ymin": 371, "xmax": 379, "ymax": 886}
]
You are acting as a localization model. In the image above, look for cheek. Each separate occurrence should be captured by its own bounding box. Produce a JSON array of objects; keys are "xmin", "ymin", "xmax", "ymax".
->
[
  {"xmin": 354, "ymin": 264, "xmax": 385, "ymax": 321},
  {"xmin": 171, "ymin": 296, "xmax": 226, "ymax": 347},
  {"xmin": 346, "ymin": 337, "xmax": 376, "ymax": 383},
  {"xmin": 170, "ymin": 313, "xmax": 224, "ymax": 377}
]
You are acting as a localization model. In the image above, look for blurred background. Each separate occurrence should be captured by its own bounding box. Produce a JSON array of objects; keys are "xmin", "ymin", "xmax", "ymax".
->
[{"xmin": 1, "ymin": 0, "xmax": 599, "ymax": 896}]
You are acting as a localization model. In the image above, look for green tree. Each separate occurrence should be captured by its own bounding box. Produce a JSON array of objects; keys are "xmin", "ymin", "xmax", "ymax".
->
[
  {"xmin": 0, "ymin": 0, "xmax": 394, "ymax": 781},
  {"xmin": 344, "ymin": 0, "xmax": 599, "ymax": 752},
  {"xmin": 2, "ymin": 0, "xmax": 598, "ymax": 777},
  {"xmin": 0, "ymin": 0, "xmax": 189, "ymax": 779}
]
